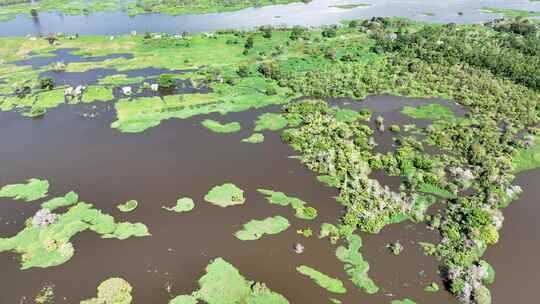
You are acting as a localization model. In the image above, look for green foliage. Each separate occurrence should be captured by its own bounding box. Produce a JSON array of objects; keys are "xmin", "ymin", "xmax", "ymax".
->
[
  {"xmin": 296, "ymin": 265, "xmax": 347, "ymax": 294},
  {"xmin": 163, "ymin": 197, "xmax": 195, "ymax": 213},
  {"xmin": 513, "ymin": 134, "xmax": 540, "ymax": 172},
  {"xmin": 335, "ymin": 234, "xmax": 379, "ymax": 294},
  {"xmin": 201, "ymin": 119, "xmax": 242, "ymax": 133},
  {"xmin": 391, "ymin": 299, "xmax": 417, "ymax": 304},
  {"xmin": 80, "ymin": 277, "xmax": 133, "ymax": 304},
  {"xmin": 424, "ymin": 282, "xmax": 439, "ymax": 292},
  {"xmin": 204, "ymin": 183, "xmax": 245, "ymax": 207},
  {"xmin": 38, "ymin": 77, "xmax": 54, "ymax": 90},
  {"xmin": 117, "ymin": 200, "xmax": 138, "ymax": 212},
  {"xmin": 0, "ymin": 178, "xmax": 49, "ymax": 202},
  {"xmin": 234, "ymin": 216, "xmax": 290, "ymax": 241},
  {"xmin": 387, "ymin": 240, "xmax": 404, "ymax": 256},
  {"xmin": 158, "ymin": 74, "xmax": 176, "ymax": 88},
  {"xmin": 257, "ymin": 188, "xmax": 317, "ymax": 220},
  {"xmin": 170, "ymin": 257, "xmax": 289, "ymax": 304}
]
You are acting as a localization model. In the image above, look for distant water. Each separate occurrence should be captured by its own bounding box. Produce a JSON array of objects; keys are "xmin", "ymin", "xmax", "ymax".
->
[{"xmin": 0, "ymin": 0, "xmax": 539, "ymax": 36}]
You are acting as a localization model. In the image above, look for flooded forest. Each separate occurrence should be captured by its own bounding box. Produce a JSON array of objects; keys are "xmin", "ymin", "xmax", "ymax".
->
[{"xmin": 0, "ymin": 1, "xmax": 539, "ymax": 304}]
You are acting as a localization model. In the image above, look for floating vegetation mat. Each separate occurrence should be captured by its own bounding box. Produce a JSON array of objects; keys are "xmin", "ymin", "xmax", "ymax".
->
[
  {"xmin": 0, "ymin": 178, "xmax": 49, "ymax": 202},
  {"xmin": 169, "ymin": 257, "xmax": 289, "ymax": 304},
  {"xmin": 257, "ymin": 188, "xmax": 317, "ymax": 220},
  {"xmin": 204, "ymin": 183, "xmax": 245, "ymax": 207},
  {"xmin": 117, "ymin": 199, "xmax": 138, "ymax": 212},
  {"xmin": 234, "ymin": 216, "xmax": 290, "ymax": 241},
  {"xmin": 163, "ymin": 197, "xmax": 195, "ymax": 213},
  {"xmin": 201, "ymin": 119, "xmax": 242, "ymax": 133},
  {"xmin": 81, "ymin": 277, "xmax": 133, "ymax": 304},
  {"xmin": 254, "ymin": 113, "xmax": 288, "ymax": 132},
  {"xmin": 296, "ymin": 265, "xmax": 347, "ymax": 294},
  {"xmin": 242, "ymin": 133, "xmax": 265, "ymax": 143}
]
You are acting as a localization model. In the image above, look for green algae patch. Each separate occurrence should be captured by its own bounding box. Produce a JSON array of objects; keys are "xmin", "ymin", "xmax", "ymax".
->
[
  {"xmin": 205, "ymin": 183, "xmax": 245, "ymax": 207},
  {"xmin": 254, "ymin": 113, "xmax": 288, "ymax": 132},
  {"xmin": 242, "ymin": 133, "xmax": 265, "ymax": 143},
  {"xmin": 336, "ymin": 234, "xmax": 379, "ymax": 294},
  {"xmin": 401, "ymin": 103, "xmax": 458, "ymax": 122},
  {"xmin": 257, "ymin": 189, "xmax": 317, "ymax": 220},
  {"xmin": 0, "ymin": 178, "xmax": 49, "ymax": 202},
  {"xmin": 201, "ymin": 119, "xmax": 242, "ymax": 133},
  {"xmin": 82, "ymin": 86, "xmax": 114, "ymax": 103},
  {"xmin": 117, "ymin": 200, "xmax": 138, "ymax": 212},
  {"xmin": 41, "ymin": 191, "xmax": 78, "ymax": 211},
  {"xmin": 513, "ymin": 134, "xmax": 540, "ymax": 172},
  {"xmin": 81, "ymin": 277, "xmax": 133, "ymax": 304},
  {"xmin": 234, "ymin": 216, "xmax": 290, "ymax": 241},
  {"xmin": 296, "ymin": 265, "xmax": 346, "ymax": 294},
  {"xmin": 169, "ymin": 257, "xmax": 289, "ymax": 304},
  {"xmin": 335, "ymin": 108, "xmax": 362, "ymax": 123},
  {"xmin": 163, "ymin": 197, "xmax": 195, "ymax": 213},
  {"xmin": 0, "ymin": 201, "xmax": 149, "ymax": 270}
]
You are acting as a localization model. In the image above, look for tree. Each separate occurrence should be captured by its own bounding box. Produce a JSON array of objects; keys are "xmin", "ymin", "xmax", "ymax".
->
[
  {"xmin": 244, "ymin": 36, "xmax": 254, "ymax": 49},
  {"xmin": 39, "ymin": 77, "xmax": 54, "ymax": 90}
]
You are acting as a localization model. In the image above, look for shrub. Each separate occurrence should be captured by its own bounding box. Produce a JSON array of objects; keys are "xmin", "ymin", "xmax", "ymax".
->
[
  {"xmin": 39, "ymin": 77, "xmax": 54, "ymax": 90},
  {"xmin": 158, "ymin": 74, "xmax": 175, "ymax": 88}
]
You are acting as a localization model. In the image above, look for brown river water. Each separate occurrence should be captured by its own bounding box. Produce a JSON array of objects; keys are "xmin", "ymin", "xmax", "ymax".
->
[{"xmin": 0, "ymin": 95, "xmax": 537, "ymax": 303}]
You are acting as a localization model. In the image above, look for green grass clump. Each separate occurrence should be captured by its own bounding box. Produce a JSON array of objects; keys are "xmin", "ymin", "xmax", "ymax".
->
[
  {"xmin": 316, "ymin": 175, "xmax": 340, "ymax": 187},
  {"xmin": 335, "ymin": 234, "xmax": 379, "ymax": 294},
  {"xmin": 254, "ymin": 113, "xmax": 288, "ymax": 132},
  {"xmin": 201, "ymin": 119, "xmax": 242, "ymax": 133},
  {"xmin": 257, "ymin": 188, "xmax": 317, "ymax": 220},
  {"xmin": 97, "ymin": 74, "xmax": 145, "ymax": 86},
  {"xmin": 242, "ymin": 133, "xmax": 265, "ymax": 143},
  {"xmin": 0, "ymin": 178, "xmax": 49, "ymax": 202},
  {"xmin": 80, "ymin": 277, "xmax": 133, "ymax": 304},
  {"xmin": 234, "ymin": 216, "xmax": 290, "ymax": 241},
  {"xmin": 41, "ymin": 191, "xmax": 78, "ymax": 211},
  {"xmin": 419, "ymin": 183, "xmax": 456, "ymax": 199},
  {"xmin": 0, "ymin": 200, "xmax": 149, "ymax": 269},
  {"xmin": 204, "ymin": 183, "xmax": 245, "ymax": 207},
  {"xmin": 513, "ymin": 134, "xmax": 540, "ymax": 172},
  {"xmin": 169, "ymin": 257, "xmax": 289, "ymax": 304},
  {"xmin": 163, "ymin": 197, "xmax": 195, "ymax": 213},
  {"xmin": 81, "ymin": 86, "xmax": 114, "ymax": 103},
  {"xmin": 296, "ymin": 265, "xmax": 347, "ymax": 294},
  {"xmin": 401, "ymin": 103, "xmax": 458, "ymax": 122},
  {"xmin": 117, "ymin": 200, "xmax": 138, "ymax": 212}
]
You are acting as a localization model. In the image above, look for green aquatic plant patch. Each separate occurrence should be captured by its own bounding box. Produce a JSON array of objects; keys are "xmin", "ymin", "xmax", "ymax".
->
[
  {"xmin": 205, "ymin": 183, "xmax": 245, "ymax": 207},
  {"xmin": 80, "ymin": 277, "xmax": 133, "ymax": 304},
  {"xmin": 401, "ymin": 103, "xmax": 458, "ymax": 122},
  {"xmin": 479, "ymin": 7, "xmax": 540, "ymax": 18},
  {"xmin": 234, "ymin": 216, "xmax": 290, "ymax": 241},
  {"xmin": 335, "ymin": 234, "xmax": 379, "ymax": 294},
  {"xmin": 163, "ymin": 197, "xmax": 195, "ymax": 213},
  {"xmin": 254, "ymin": 113, "xmax": 288, "ymax": 132},
  {"xmin": 513, "ymin": 134, "xmax": 540, "ymax": 172},
  {"xmin": 0, "ymin": 178, "xmax": 49, "ymax": 202},
  {"xmin": 257, "ymin": 188, "xmax": 317, "ymax": 220},
  {"xmin": 296, "ymin": 265, "xmax": 347, "ymax": 294},
  {"xmin": 201, "ymin": 119, "xmax": 242, "ymax": 133},
  {"xmin": 41, "ymin": 191, "xmax": 79, "ymax": 211},
  {"xmin": 81, "ymin": 86, "xmax": 114, "ymax": 103},
  {"xmin": 0, "ymin": 200, "xmax": 149, "ymax": 269},
  {"xmin": 169, "ymin": 257, "xmax": 289, "ymax": 304},
  {"xmin": 242, "ymin": 133, "xmax": 265, "ymax": 143},
  {"xmin": 391, "ymin": 299, "xmax": 417, "ymax": 304},
  {"xmin": 117, "ymin": 200, "xmax": 138, "ymax": 212}
]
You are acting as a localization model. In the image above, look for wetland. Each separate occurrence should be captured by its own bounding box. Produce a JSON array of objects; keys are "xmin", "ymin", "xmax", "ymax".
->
[{"xmin": 1, "ymin": 1, "xmax": 540, "ymax": 304}]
